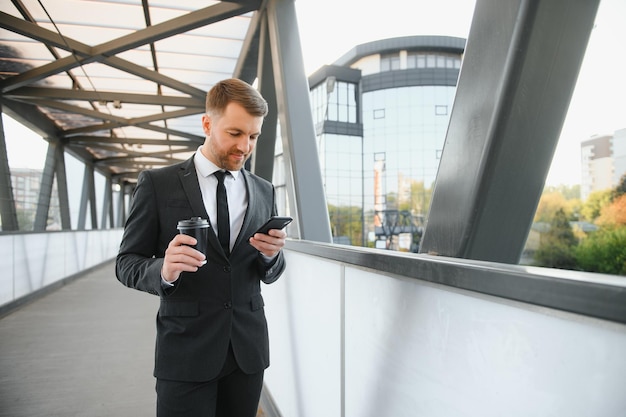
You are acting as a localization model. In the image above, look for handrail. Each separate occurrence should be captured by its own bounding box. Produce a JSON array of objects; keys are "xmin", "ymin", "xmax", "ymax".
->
[{"xmin": 284, "ymin": 240, "xmax": 626, "ymax": 325}]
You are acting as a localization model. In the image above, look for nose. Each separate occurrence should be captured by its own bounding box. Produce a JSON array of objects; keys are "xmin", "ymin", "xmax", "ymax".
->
[{"xmin": 235, "ymin": 136, "xmax": 253, "ymax": 153}]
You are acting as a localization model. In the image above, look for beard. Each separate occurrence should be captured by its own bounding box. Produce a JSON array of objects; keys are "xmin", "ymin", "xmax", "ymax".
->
[{"xmin": 208, "ymin": 137, "xmax": 250, "ymax": 171}]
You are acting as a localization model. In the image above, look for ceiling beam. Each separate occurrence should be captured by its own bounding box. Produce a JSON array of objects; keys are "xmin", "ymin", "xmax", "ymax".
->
[
  {"xmin": 0, "ymin": 2, "xmax": 259, "ymax": 93},
  {"xmin": 5, "ymin": 87, "xmax": 204, "ymax": 108},
  {"xmin": 68, "ymin": 136, "xmax": 198, "ymax": 147}
]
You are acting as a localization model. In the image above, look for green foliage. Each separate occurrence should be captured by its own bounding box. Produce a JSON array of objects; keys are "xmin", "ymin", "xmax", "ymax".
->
[
  {"xmin": 534, "ymin": 192, "xmax": 570, "ymax": 222},
  {"xmin": 576, "ymin": 227, "xmax": 626, "ymax": 275},
  {"xmin": 612, "ymin": 173, "xmax": 626, "ymax": 201},
  {"xmin": 328, "ymin": 204, "xmax": 364, "ymax": 246},
  {"xmin": 534, "ymin": 208, "xmax": 577, "ymax": 269},
  {"xmin": 532, "ymin": 181, "xmax": 626, "ymax": 276},
  {"xmin": 581, "ymin": 189, "xmax": 612, "ymax": 221},
  {"xmin": 408, "ymin": 181, "xmax": 432, "ymax": 217}
]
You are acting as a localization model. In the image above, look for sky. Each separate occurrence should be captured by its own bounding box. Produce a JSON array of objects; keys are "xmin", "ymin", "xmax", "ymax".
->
[
  {"xmin": 293, "ymin": 0, "xmax": 626, "ymax": 187},
  {"xmin": 4, "ymin": 0, "xmax": 625, "ymax": 188}
]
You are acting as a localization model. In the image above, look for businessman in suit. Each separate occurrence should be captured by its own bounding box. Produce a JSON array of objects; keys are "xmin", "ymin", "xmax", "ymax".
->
[{"xmin": 116, "ymin": 78, "xmax": 287, "ymax": 417}]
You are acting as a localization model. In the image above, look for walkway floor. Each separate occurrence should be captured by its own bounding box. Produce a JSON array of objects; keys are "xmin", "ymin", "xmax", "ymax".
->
[
  {"xmin": 0, "ymin": 262, "xmax": 278, "ymax": 417},
  {"xmin": 0, "ymin": 261, "xmax": 158, "ymax": 417},
  {"xmin": 0, "ymin": 261, "xmax": 275, "ymax": 417}
]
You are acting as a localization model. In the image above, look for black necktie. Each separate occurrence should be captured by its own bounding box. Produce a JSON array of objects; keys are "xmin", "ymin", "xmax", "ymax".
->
[{"xmin": 214, "ymin": 171, "xmax": 230, "ymax": 256}]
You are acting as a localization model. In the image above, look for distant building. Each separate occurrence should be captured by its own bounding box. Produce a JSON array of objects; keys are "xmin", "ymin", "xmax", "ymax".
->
[
  {"xmin": 307, "ymin": 35, "xmax": 465, "ymax": 250},
  {"xmin": 580, "ymin": 128, "xmax": 626, "ymax": 201},
  {"xmin": 10, "ymin": 168, "xmax": 60, "ymax": 230}
]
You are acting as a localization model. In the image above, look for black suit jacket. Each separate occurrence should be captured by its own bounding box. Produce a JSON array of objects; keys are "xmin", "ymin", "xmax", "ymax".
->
[{"xmin": 115, "ymin": 155, "xmax": 286, "ymax": 382}]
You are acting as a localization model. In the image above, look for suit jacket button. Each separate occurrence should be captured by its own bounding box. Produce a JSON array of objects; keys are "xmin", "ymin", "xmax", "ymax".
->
[
  {"xmin": 224, "ymin": 301, "xmax": 232, "ymax": 309},
  {"xmin": 223, "ymin": 266, "xmax": 231, "ymax": 273}
]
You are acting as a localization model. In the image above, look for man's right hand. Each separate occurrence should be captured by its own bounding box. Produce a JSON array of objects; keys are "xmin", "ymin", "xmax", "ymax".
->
[{"xmin": 161, "ymin": 234, "xmax": 207, "ymax": 283}]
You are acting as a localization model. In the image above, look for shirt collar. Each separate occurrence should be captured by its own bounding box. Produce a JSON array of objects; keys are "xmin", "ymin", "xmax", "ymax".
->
[{"xmin": 194, "ymin": 146, "xmax": 241, "ymax": 181}]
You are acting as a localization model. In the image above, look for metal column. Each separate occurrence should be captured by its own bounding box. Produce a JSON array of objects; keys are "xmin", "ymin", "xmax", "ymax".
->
[
  {"xmin": 420, "ymin": 0, "xmax": 599, "ymax": 263},
  {"xmin": 266, "ymin": 0, "xmax": 332, "ymax": 243},
  {"xmin": 77, "ymin": 163, "xmax": 98, "ymax": 230},
  {"xmin": 0, "ymin": 107, "xmax": 18, "ymax": 231}
]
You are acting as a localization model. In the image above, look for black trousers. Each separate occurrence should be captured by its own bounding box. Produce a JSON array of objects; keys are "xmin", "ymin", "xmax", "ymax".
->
[{"xmin": 156, "ymin": 345, "xmax": 264, "ymax": 417}]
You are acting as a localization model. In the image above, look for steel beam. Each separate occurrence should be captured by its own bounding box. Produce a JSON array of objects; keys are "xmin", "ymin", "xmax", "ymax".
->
[
  {"xmin": 54, "ymin": 144, "xmax": 71, "ymax": 230},
  {"xmin": 34, "ymin": 143, "xmax": 56, "ymax": 231},
  {"xmin": 77, "ymin": 163, "xmax": 98, "ymax": 230},
  {"xmin": 101, "ymin": 177, "xmax": 114, "ymax": 229},
  {"xmin": 253, "ymin": 10, "xmax": 278, "ymax": 183},
  {"xmin": 0, "ymin": 106, "xmax": 18, "ymax": 231},
  {"xmin": 420, "ymin": 0, "xmax": 600, "ymax": 263},
  {"xmin": 266, "ymin": 0, "xmax": 332, "ymax": 242},
  {"xmin": 233, "ymin": 9, "xmax": 262, "ymax": 84},
  {"xmin": 6, "ymin": 87, "xmax": 204, "ymax": 108},
  {"xmin": 0, "ymin": 3, "xmax": 259, "ymax": 93}
]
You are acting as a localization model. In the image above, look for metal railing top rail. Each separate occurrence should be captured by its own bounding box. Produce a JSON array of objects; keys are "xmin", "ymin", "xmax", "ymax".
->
[
  {"xmin": 284, "ymin": 240, "xmax": 626, "ymax": 325},
  {"xmin": 0, "ymin": 227, "xmax": 124, "ymax": 236}
]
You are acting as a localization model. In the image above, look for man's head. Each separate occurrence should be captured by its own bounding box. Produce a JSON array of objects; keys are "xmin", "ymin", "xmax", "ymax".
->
[
  {"xmin": 205, "ymin": 78, "xmax": 268, "ymax": 119},
  {"xmin": 201, "ymin": 79, "xmax": 268, "ymax": 171}
]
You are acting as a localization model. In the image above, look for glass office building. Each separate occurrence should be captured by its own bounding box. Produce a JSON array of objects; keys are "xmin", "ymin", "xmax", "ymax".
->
[{"xmin": 307, "ymin": 36, "xmax": 465, "ymax": 251}]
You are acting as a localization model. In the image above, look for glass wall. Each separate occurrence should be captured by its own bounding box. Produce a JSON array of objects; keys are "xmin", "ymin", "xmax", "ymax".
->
[
  {"xmin": 1, "ymin": 114, "xmax": 122, "ymax": 232},
  {"xmin": 318, "ymin": 133, "xmax": 364, "ymax": 245},
  {"xmin": 310, "ymin": 79, "xmax": 358, "ymax": 129},
  {"xmin": 361, "ymin": 85, "xmax": 456, "ymax": 248}
]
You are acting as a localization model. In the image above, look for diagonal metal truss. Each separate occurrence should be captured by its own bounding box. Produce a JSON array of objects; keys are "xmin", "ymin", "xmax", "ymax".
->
[{"xmin": 0, "ymin": 0, "xmax": 262, "ymax": 185}]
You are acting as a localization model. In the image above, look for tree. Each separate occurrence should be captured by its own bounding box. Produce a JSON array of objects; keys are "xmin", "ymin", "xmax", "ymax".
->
[
  {"xmin": 408, "ymin": 180, "xmax": 432, "ymax": 217},
  {"xmin": 612, "ymin": 173, "xmax": 626, "ymax": 201},
  {"xmin": 328, "ymin": 204, "xmax": 364, "ymax": 246},
  {"xmin": 581, "ymin": 189, "xmax": 612, "ymax": 221},
  {"xmin": 596, "ymin": 194, "xmax": 626, "ymax": 227},
  {"xmin": 576, "ymin": 227, "xmax": 626, "ymax": 275},
  {"xmin": 534, "ymin": 192, "xmax": 571, "ymax": 222},
  {"xmin": 533, "ymin": 208, "xmax": 577, "ymax": 269}
]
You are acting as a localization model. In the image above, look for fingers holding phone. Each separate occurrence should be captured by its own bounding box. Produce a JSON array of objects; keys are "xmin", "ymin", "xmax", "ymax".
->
[{"xmin": 249, "ymin": 216, "xmax": 292, "ymax": 257}]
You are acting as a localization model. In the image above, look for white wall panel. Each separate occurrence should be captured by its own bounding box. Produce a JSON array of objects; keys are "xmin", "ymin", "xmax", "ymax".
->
[
  {"xmin": 264, "ymin": 251, "xmax": 343, "ymax": 417},
  {"xmin": 265, "ymin": 249, "xmax": 626, "ymax": 417}
]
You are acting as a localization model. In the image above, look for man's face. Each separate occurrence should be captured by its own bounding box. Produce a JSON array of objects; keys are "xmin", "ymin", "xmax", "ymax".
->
[{"xmin": 201, "ymin": 102, "xmax": 263, "ymax": 171}]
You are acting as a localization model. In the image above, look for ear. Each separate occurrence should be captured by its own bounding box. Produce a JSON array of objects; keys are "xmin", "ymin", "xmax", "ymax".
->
[{"xmin": 201, "ymin": 114, "xmax": 211, "ymax": 136}]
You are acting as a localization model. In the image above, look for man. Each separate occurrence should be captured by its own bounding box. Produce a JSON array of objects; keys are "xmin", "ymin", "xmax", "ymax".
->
[{"xmin": 116, "ymin": 78, "xmax": 287, "ymax": 417}]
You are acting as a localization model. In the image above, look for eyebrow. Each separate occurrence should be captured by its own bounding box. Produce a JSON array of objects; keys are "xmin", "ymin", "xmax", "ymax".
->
[{"xmin": 225, "ymin": 126, "xmax": 262, "ymax": 136}]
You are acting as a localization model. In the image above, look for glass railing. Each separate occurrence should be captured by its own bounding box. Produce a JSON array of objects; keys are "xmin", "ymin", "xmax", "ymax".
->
[
  {"xmin": 263, "ymin": 240, "xmax": 626, "ymax": 417},
  {"xmin": 0, "ymin": 229, "xmax": 123, "ymax": 310}
]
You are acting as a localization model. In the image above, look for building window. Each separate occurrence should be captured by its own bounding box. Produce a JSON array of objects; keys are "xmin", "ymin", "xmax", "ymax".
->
[
  {"xmin": 381, "ymin": 53, "xmax": 400, "ymax": 72},
  {"xmin": 435, "ymin": 105, "xmax": 448, "ymax": 115},
  {"xmin": 374, "ymin": 109, "xmax": 386, "ymax": 119},
  {"xmin": 408, "ymin": 52, "xmax": 462, "ymax": 69},
  {"xmin": 311, "ymin": 79, "xmax": 358, "ymax": 125},
  {"xmin": 426, "ymin": 54, "xmax": 436, "ymax": 68}
]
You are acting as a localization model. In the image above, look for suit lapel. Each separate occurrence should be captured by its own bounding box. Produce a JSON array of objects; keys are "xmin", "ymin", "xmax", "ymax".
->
[{"xmin": 178, "ymin": 157, "xmax": 208, "ymax": 218}]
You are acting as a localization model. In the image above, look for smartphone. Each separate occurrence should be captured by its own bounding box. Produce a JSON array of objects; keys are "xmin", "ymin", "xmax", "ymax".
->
[{"xmin": 252, "ymin": 216, "xmax": 293, "ymax": 236}]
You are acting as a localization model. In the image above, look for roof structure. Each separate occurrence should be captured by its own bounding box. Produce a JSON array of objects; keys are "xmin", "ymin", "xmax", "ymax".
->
[{"xmin": 0, "ymin": 0, "xmax": 263, "ymax": 185}]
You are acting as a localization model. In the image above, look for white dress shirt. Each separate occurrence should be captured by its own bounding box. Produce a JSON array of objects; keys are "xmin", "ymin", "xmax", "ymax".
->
[
  {"xmin": 193, "ymin": 147, "xmax": 247, "ymax": 251},
  {"xmin": 162, "ymin": 148, "xmax": 273, "ymax": 286}
]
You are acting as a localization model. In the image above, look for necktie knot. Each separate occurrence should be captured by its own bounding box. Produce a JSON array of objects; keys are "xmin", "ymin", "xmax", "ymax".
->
[
  {"xmin": 214, "ymin": 170, "xmax": 227, "ymax": 184},
  {"xmin": 214, "ymin": 171, "xmax": 230, "ymax": 256}
]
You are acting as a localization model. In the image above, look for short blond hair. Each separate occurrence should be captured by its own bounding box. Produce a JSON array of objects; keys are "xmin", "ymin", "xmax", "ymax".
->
[{"xmin": 205, "ymin": 78, "xmax": 268, "ymax": 118}]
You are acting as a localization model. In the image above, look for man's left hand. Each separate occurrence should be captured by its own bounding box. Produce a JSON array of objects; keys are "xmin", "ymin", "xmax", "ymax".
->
[{"xmin": 249, "ymin": 228, "xmax": 286, "ymax": 258}]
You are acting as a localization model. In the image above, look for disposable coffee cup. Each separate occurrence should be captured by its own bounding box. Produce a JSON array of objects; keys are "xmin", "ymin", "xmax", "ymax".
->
[{"xmin": 177, "ymin": 217, "xmax": 210, "ymax": 256}]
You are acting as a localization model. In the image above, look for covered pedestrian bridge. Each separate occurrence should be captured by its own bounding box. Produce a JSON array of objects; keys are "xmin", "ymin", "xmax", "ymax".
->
[{"xmin": 1, "ymin": 1, "xmax": 625, "ymax": 416}]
